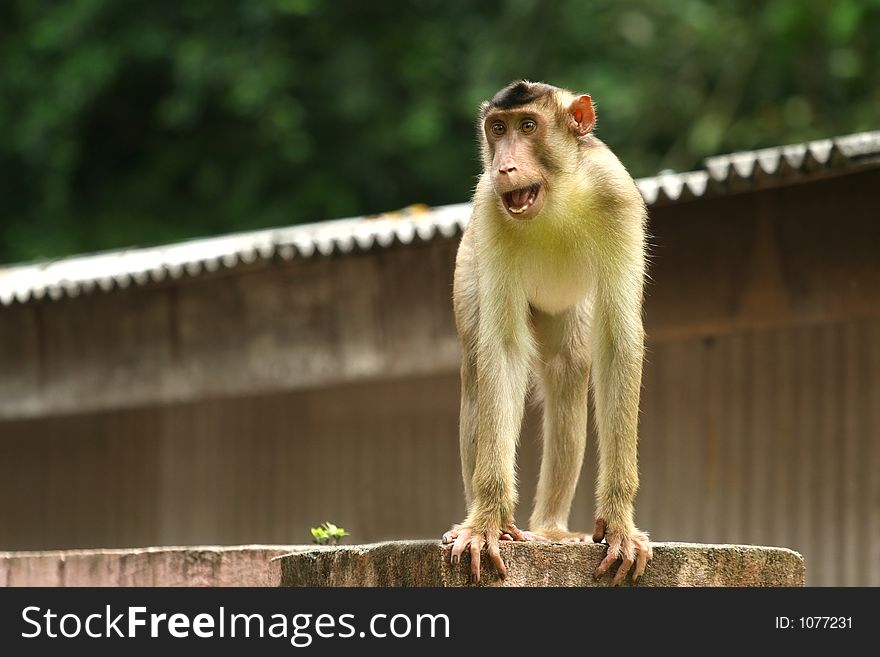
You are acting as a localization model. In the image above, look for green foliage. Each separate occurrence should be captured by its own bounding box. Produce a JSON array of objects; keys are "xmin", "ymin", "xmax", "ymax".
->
[
  {"xmin": 1, "ymin": 0, "xmax": 879, "ymax": 263},
  {"xmin": 310, "ymin": 522, "xmax": 349, "ymax": 545}
]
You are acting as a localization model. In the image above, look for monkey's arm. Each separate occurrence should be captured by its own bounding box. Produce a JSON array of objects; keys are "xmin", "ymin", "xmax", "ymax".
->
[
  {"xmin": 447, "ymin": 266, "xmax": 535, "ymax": 582},
  {"xmin": 590, "ymin": 253, "xmax": 652, "ymax": 585}
]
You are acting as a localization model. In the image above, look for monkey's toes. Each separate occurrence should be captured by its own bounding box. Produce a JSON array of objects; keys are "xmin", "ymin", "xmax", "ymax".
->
[
  {"xmin": 523, "ymin": 528, "xmax": 588, "ymax": 543},
  {"xmin": 498, "ymin": 522, "xmax": 528, "ymax": 542}
]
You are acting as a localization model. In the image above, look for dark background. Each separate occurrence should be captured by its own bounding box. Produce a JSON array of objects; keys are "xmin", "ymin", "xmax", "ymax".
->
[{"xmin": 1, "ymin": 0, "xmax": 878, "ymax": 264}]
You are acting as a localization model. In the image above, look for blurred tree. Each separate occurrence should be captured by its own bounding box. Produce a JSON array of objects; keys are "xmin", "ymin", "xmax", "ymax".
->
[{"xmin": 1, "ymin": 0, "xmax": 878, "ymax": 263}]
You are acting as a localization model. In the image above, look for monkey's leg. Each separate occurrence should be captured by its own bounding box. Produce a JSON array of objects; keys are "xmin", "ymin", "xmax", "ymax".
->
[
  {"xmin": 528, "ymin": 306, "xmax": 591, "ymax": 542},
  {"xmin": 591, "ymin": 276, "xmax": 652, "ymax": 585}
]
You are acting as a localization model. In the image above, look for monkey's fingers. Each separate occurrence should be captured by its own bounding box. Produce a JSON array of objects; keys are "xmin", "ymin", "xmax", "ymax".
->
[
  {"xmin": 441, "ymin": 528, "xmax": 460, "ymax": 545},
  {"xmin": 594, "ymin": 549, "xmax": 618, "ymax": 578},
  {"xmin": 632, "ymin": 533, "xmax": 653, "ymax": 583},
  {"xmin": 594, "ymin": 528, "xmax": 626, "ymax": 578},
  {"xmin": 486, "ymin": 534, "xmax": 507, "ymax": 579},
  {"xmin": 469, "ymin": 534, "xmax": 485, "ymax": 584},
  {"xmin": 595, "ymin": 528, "xmax": 651, "ymax": 585},
  {"xmin": 611, "ymin": 555, "xmax": 635, "ymax": 587},
  {"xmin": 450, "ymin": 528, "xmax": 473, "ymax": 565},
  {"xmin": 633, "ymin": 546, "xmax": 650, "ymax": 583}
]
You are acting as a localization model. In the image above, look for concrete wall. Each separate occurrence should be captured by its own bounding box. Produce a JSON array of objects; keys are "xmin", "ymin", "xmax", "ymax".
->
[
  {"xmin": 0, "ymin": 542, "xmax": 806, "ymax": 587},
  {"xmin": 0, "ymin": 546, "xmax": 296, "ymax": 586}
]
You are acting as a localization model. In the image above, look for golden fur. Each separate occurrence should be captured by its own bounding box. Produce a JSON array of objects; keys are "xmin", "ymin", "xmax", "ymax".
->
[{"xmin": 445, "ymin": 81, "xmax": 652, "ymax": 585}]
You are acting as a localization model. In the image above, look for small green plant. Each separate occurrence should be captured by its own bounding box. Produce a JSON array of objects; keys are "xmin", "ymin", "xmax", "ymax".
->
[{"xmin": 310, "ymin": 522, "xmax": 349, "ymax": 545}]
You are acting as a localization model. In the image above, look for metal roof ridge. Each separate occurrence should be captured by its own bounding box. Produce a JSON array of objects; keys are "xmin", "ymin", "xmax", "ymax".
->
[{"xmin": 1, "ymin": 130, "xmax": 878, "ymax": 306}]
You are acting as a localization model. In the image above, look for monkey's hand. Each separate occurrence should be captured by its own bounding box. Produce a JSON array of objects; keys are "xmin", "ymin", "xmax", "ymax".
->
[
  {"xmin": 443, "ymin": 521, "xmax": 526, "ymax": 545},
  {"xmin": 592, "ymin": 518, "xmax": 652, "ymax": 586},
  {"xmin": 442, "ymin": 524, "xmax": 522, "ymax": 583}
]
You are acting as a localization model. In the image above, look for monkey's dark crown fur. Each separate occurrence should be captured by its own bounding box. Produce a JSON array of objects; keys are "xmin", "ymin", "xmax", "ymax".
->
[{"xmin": 489, "ymin": 80, "xmax": 556, "ymax": 110}]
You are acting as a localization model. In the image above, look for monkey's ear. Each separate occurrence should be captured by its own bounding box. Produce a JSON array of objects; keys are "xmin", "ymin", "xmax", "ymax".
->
[{"xmin": 569, "ymin": 95, "xmax": 595, "ymax": 136}]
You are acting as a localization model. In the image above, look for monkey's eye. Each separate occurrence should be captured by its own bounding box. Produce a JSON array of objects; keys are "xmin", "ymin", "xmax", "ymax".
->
[
  {"xmin": 491, "ymin": 122, "xmax": 505, "ymax": 137},
  {"xmin": 521, "ymin": 119, "xmax": 537, "ymax": 134}
]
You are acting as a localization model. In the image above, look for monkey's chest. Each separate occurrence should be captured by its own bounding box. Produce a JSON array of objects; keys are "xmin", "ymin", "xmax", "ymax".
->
[{"xmin": 518, "ymin": 259, "xmax": 593, "ymax": 315}]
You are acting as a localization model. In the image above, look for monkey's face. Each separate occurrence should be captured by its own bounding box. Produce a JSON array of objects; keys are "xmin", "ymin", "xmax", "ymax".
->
[
  {"xmin": 482, "ymin": 110, "xmax": 549, "ymax": 221},
  {"xmin": 479, "ymin": 84, "xmax": 597, "ymax": 222}
]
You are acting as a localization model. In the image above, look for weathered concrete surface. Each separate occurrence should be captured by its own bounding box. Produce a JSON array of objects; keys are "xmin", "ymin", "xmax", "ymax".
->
[
  {"xmin": 1, "ymin": 541, "xmax": 806, "ymax": 586},
  {"xmin": 0, "ymin": 545, "xmax": 302, "ymax": 586},
  {"xmin": 276, "ymin": 541, "xmax": 805, "ymax": 587}
]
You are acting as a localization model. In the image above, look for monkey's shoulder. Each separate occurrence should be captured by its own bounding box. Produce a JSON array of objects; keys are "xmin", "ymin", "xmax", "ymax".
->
[{"xmin": 579, "ymin": 140, "xmax": 645, "ymax": 213}]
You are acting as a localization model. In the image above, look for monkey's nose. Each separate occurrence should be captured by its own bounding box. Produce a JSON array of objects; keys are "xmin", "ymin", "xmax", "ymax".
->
[{"xmin": 499, "ymin": 164, "xmax": 517, "ymax": 175}]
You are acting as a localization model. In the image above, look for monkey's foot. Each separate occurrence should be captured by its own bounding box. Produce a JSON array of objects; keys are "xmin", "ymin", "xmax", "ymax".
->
[
  {"xmin": 592, "ymin": 518, "xmax": 653, "ymax": 586},
  {"xmin": 497, "ymin": 522, "xmax": 537, "ymax": 542},
  {"xmin": 442, "ymin": 525, "xmax": 512, "ymax": 583},
  {"xmin": 518, "ymin": 528, "xmax": 590, "ymax": 543}
]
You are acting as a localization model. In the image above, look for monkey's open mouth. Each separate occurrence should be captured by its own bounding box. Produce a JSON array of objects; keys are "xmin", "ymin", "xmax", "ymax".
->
[{"xmin": 503, "ymin": 183, "xmax": 541, "ymax": 215}]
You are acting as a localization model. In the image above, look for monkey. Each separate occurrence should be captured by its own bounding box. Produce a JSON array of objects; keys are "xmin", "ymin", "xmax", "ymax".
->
[{"xmin": 442, "ymin": 80, "xmax": 652, "ymax": 586}]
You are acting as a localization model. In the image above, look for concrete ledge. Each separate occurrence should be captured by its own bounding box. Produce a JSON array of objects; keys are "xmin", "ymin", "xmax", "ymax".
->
[
  {"xmin": 0, "ymin": 545, "xmax": 300, "ymax": 586},
  {"xmin": 276, "ymin": 540, "xmax": 805, "ymax": 587},
  {"xmin": 1, "ymin": 541, "xmax": 806, "ymax": 587}
]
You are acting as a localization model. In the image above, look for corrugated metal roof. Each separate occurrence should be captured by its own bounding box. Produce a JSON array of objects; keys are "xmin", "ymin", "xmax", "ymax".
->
[
  {"xmin": 2, "ymin": 130, "xmax": 878, "ymax": 306},
  {"xmin": 639, "ymin": 130, "xmax": 880, "ymax": 204},
  {"xmin": 0, "ymin": 205, "xmax": 468, "ymax": 305}
]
